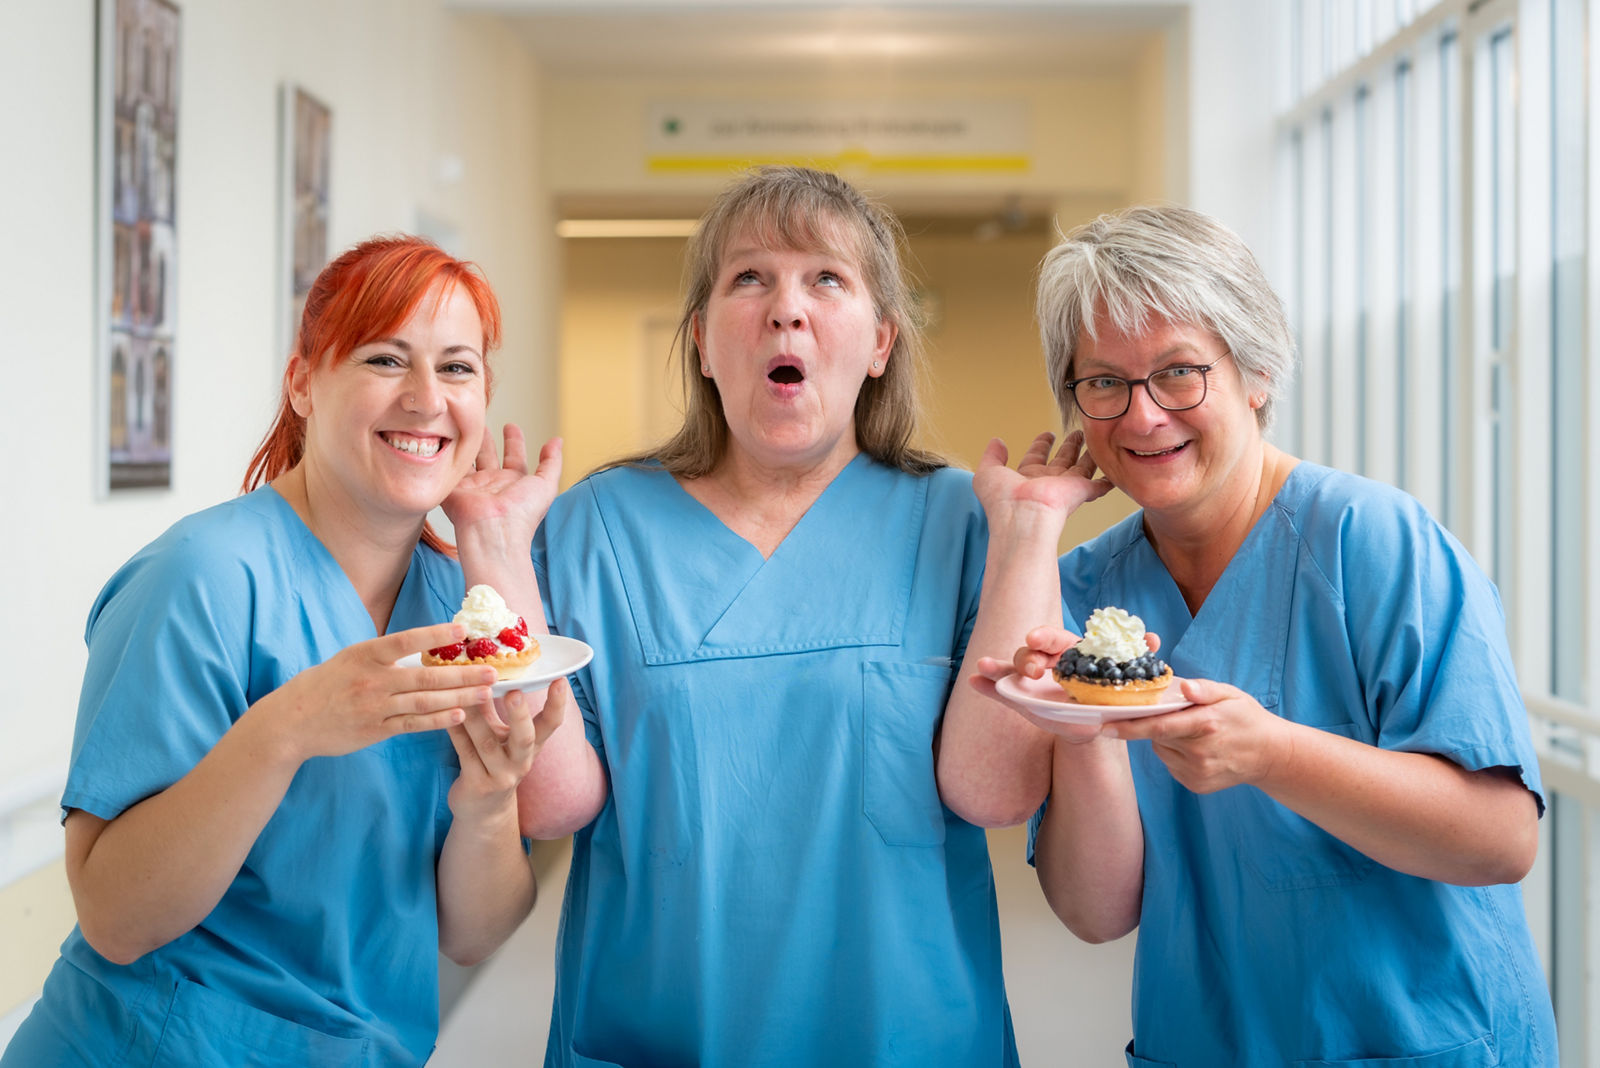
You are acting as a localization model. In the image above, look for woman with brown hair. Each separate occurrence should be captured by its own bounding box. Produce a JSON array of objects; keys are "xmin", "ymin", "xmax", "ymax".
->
[
  {"xmin": 519, "ymin": 166, "xmax": 1106, "ymax": 1067},
  {"xmin": 4, "ymin": 235, "xmax": 563, "ymax": 1067}
]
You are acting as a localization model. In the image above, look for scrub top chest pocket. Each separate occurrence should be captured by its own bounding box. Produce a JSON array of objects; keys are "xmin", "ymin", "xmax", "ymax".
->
[{"xmin": 860, "ymin": 660, "xmax": 952, "ymax": 847}]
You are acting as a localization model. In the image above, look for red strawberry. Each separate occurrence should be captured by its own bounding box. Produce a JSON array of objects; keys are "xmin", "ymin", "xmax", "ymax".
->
[
  {"xmin": 465, "ymin": 637, "xmax": 498, "ymax": 660},
  {"xmin": 498, "ymin": 628, "xmax": 525, "ymax": 651},
  {"xmin": 515, "ymin": 617, "xmax": 529, "ymax": 636},
  {"xmin": 428, "ymin": 642, "xmax": 465, "ymax": 661}
]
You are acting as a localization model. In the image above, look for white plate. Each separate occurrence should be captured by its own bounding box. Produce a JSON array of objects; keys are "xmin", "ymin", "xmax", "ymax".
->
[
  {"xmin": 397, "ymin": 634, "xmax": 594, "ymax": 697},
  {"xmin": 995, "ymin": 672, "xmax": 1192, "ymax": 725}
]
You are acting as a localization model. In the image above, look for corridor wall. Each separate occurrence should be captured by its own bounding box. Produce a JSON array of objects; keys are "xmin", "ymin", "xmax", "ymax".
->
[{"xmin": 0, "ymin": 0, "xmax": 555, "ymax": 1021}]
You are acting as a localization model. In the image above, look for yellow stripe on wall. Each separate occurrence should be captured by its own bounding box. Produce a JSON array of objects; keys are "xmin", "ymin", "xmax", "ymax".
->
[{"xmin": 647, "ymin": 153, "xmax": 1032, "ymax": 174}]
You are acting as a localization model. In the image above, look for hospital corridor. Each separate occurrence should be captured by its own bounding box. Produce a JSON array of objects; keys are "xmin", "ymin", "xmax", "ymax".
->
[{"xmin": 3, "ymin": 1, "xmax": 1600, "ymax": 1065}]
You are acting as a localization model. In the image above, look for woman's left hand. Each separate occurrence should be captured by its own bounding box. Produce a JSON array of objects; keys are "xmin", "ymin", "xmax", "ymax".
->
[
  {"xmin": 1105, "ymin": 677, "xmax": 1292, "ymax": 794},
  {"xmin": 442, "ymin": 426, "xmax": 563, "ymax": 545},
  {"xmin": 446, "ymin": 679, "xmax": 569, "ymax": 823},
  {"xmin": 973, "ymin": 430, "xmax": 1114, "ymax": 526}
]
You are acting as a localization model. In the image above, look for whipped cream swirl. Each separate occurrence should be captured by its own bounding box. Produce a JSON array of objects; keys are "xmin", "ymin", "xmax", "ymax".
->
[
  {"xmin": 452, "ymin": 584, "xmax": 520, "ymax": 638},
  {"xmin": 1074, "ymin": 606, "xmax": 1147, "ymax": 663}
]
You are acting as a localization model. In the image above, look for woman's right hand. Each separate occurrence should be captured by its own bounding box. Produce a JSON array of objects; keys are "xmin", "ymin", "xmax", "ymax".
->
[{"xmin": 253, "ymin": 622, "xmax": 498, "ymax": 762}]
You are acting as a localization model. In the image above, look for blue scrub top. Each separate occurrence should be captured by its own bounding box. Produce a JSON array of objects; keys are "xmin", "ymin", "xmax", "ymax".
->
[
  {"xmin": 1039, "ymin": 462, "xmax": 1556, "ymax": 1067},
  {"xmin": 3, "ymin": 488, "xmax": 464, "ymax": 1068},
  {"xmin": 533, "ymin": 456, "xmax": 1018, "ymax": 1068}
]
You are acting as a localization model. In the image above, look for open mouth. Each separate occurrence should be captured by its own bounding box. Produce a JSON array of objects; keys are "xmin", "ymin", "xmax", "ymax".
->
[
  {"xmin": 1130, "ymin": 442, "xmax": 1187, "ymax": 458},
  {"xmin": 382, "ymin": 432, "xmax": 444, "ymax": 458},
  {"xmin": 766, "ymin": 357, "xmax": 805, "ymax": 385}
]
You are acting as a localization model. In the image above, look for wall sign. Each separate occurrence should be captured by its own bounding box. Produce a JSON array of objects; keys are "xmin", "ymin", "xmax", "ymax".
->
[{"xmin": 648, "ymin": 99, "xmax": 1030, "ymax": 174}]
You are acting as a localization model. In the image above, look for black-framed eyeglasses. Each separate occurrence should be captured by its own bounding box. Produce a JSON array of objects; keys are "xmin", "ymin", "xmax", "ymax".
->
[{"xmin": 1064, "ymin": 353, "xmax": 1230, "ymax": 421}]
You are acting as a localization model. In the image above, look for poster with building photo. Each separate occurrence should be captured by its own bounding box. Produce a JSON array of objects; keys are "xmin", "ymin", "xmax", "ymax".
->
[
  {"xmin": 98, "ymin": 0, "xmax": 180, "ymax": 492},
  {"xmin": 281, "ymin": 85, "xmax": 331, "ymax": 363}
]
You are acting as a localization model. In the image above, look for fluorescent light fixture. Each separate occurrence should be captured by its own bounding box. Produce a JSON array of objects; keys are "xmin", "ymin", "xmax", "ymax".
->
[{"xmin": 556, "ymin": 219, "xmax": 699, "ymax": 239}]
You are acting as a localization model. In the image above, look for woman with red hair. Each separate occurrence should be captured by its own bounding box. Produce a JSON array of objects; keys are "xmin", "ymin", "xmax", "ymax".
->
[{"xmin": 4, "ymin": 236, "xmax": 564, "ymax": 1067}]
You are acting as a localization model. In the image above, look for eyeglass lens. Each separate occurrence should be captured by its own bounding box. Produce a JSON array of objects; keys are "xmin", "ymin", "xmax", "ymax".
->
[{"xmin": 1076, "ymin": 366, "xmax": 1209, "ymax": 419}]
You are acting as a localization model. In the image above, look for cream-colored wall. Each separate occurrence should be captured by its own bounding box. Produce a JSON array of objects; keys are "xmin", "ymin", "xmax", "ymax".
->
[
  {"xmin": 559, "ymin": 237, "xmax": 690, "ymax": 483},
  {"xmin": 0, "ymin": 0, "xmax": 552, "ymax": 1019},
  {"xmin": 556, "ymin": 206, "xmax": 1139, "ymax": 548},
  {"xmin": 547, "ymin": 64, "xmax": 1151, "ymax": 534},
  {"xmin": 542, "ymin": 72, "xmax": 1137, "ymax": 209}
]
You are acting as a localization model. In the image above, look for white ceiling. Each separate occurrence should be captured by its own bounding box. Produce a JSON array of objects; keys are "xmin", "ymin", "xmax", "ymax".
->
[{"xmin": 447, "ymin": 2, "xmax": 1184, "ymax": 78}]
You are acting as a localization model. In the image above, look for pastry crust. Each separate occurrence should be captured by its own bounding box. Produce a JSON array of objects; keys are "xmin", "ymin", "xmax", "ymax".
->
[
  {"xmin": 424, "ymin": 638, "xmax": 541, "ymax": 680},
  {"xmin": 1058, "ymin": 666, "xmax": 1174, "ymax": 706}
]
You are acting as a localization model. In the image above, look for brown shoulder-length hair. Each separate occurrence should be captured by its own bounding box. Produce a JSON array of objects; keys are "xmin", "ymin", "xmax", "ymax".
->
[
  {"xmin": 241, "ymin": 235, "xmax": 503, "ymax": 555},
  {"xmin": 608, "ymin": 165, "xmax": 943, "ymax": 478}
]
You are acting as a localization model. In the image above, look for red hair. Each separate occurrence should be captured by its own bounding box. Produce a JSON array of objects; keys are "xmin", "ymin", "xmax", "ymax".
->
[{"xmin": 242, "ymin": 235, "xmax": 503, "ymax": 556}]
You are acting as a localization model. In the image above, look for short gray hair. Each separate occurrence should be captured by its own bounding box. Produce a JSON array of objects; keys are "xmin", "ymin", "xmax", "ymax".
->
[{"xmin": 1036, "ymin": 204, "xmax": 1295, "ymax": 430}]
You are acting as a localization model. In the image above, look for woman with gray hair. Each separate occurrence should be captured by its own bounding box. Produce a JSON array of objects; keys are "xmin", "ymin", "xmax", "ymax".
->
[
  {"xmin": 517, "ymin": 166, "xmax": 1095, "ymax": 1066},
  {"xmin": 973, "ymin": 204, "xmax": 1555, "ymax": 1066}
]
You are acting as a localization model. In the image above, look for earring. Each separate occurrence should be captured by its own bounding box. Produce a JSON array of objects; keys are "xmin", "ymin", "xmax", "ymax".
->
[
  {"xmin": 701, "ymin": 364, "xmax": 710, "ymax": 374},
  {"xmin": 872, "ymin": 361, "xmax": 882, "ymax": 371}
]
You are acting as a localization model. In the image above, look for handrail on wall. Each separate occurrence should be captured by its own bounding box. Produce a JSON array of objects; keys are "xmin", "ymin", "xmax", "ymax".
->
[
  {"xmin": 1527, "ymin": 692, "xmax": 1600, "ymax": 808},
  {"xmin": 1526, "ymin": 693, "xmax": 1600, "ymax": 737}
]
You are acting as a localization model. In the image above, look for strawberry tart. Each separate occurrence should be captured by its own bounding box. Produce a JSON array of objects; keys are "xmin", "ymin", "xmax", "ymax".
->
[{"xmin": 424, "ymin": 584, "xmax": 540, "ymax": 680}]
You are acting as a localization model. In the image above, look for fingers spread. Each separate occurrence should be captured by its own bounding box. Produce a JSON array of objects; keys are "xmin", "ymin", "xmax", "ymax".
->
[
  {"xmin": 500, "ymin": 423, "xmax": 529, "ymax": 474},
  {"xmin": 533, "ymin": 437, "xmax": 564, "ymax": 483},
  {"xmin": 979, "ymin": 438, "xmax": 1010, "ymax": 470},
  {"xmin": 474, "ymin": 425, "xmax": 499, "ymax": 471},
  {"xmin": 1018, "ymin": 431, "xmax": 1057, "ymax": 468}
]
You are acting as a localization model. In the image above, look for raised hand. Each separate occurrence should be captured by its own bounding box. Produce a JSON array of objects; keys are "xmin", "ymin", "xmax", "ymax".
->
[
  {"xmin": 972, "ymin": 430, "xmax": 1113, "ymax": 523},
  {"xmin": 446, "ymin": 678, "xmax": 570, "ymax": 823},
  {"xmin": 442, "ymin": 426, "xmax": 563, "ymax": 542},
  {"xmin": 257, "ymin": 623, "xmax": 497, "ymax": 762}
]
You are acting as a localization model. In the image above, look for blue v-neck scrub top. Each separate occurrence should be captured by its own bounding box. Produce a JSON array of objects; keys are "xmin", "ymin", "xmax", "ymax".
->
[
  {"xmin": 1039, "ymin": 463, "xmax": 1556, "ymax": 1068},
  {"xmin": 3, "ymin": 488, "xmax": 465, "ymax": 1068},
  {"xmin": 532, "ymin": 456, "xmax": 1018, "ymax": 1068}
]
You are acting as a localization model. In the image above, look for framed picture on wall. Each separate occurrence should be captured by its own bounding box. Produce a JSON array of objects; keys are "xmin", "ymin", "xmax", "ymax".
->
[
  {"xmin": 279, "ymin": 84, "xmax": 331, "ymax": 366},
  {"xmin": 95, "ymin": 0, "xmax": 180, "ymax": 494}
]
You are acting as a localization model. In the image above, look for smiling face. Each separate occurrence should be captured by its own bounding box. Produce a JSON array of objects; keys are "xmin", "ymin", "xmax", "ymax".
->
[
  {"xmin": 1074, "ymin": 312, "xmax": 1266, "ymax": 524},
  {"xmin": 289, "ymin": 282, "xmax": 487, "ymax": 527},
  {"xmin": 691, "ymin": 224, "xmax": 896, "ymax": 475}
]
